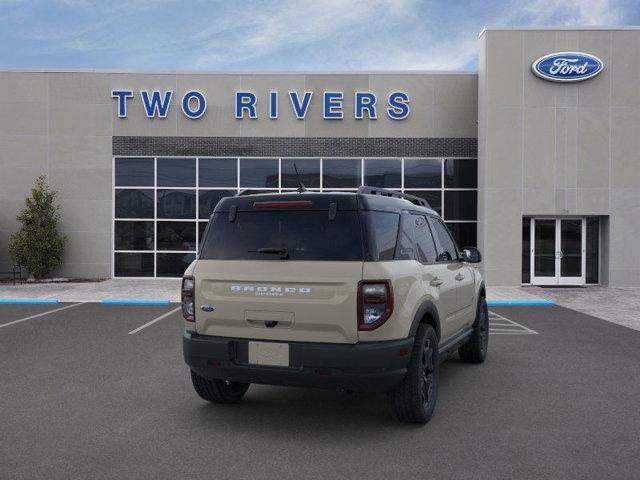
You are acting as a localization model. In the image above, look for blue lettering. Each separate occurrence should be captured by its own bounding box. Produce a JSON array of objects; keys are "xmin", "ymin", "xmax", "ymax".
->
[
  {"xmin": 140, "ymin": 90, "xmax": 173, "ymax": 118},
  {"xmin": 387, "ymin": 91, "xmax": 410, "ymax": 120},
  {"xmin": 235, "ymin": 91, "xmax": 257, "ymax": 119},
  {"xmin": 111, "ymin": 90, "xmax": 133, "ymax": 118},
  {"xmin": 289, "ymin": 91, "xmax": 313, "ymax": 119},
  {"xmin": 181, "ymin": 90, "xmax": 206, "ymax": 119},
  {"xmin": 323, "ymin": 92, "xmax": 343, "ymax": 119},
  {"xmin": 269, "ymin": 91, "xmax": 278, "ymax": 119},
  {"xmin": 355, "ymin": 92, "xmax": 377, "ymax": 120}
]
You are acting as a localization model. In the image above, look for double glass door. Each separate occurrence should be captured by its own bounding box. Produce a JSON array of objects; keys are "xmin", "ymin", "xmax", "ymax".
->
[{"xmin": 531, "ymin": 218, "xmax": 585, "ymax": 285}]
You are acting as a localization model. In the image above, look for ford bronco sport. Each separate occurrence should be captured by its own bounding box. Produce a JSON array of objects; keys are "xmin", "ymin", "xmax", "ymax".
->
[{"xmin": 182, "ymin": 186, "xmax": 487, "ymax": 423}]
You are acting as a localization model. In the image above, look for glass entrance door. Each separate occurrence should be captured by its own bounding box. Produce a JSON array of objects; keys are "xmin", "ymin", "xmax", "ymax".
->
[{"xmin": 531, "ymin": 218, "xmax": 586, "ymax": 286}]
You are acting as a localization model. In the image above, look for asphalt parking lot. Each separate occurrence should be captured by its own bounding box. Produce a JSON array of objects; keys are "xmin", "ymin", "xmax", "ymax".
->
[{"xmin": 1, "ymin": 303, "xmax": 639, "ymax": 480}]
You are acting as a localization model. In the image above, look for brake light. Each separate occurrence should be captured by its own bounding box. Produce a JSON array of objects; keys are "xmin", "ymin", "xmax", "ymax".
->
[
  {"xmin": 253, "ymin": 201, "xmax": 313, "ymax": 209},
  {"xmin": 181, "ymin": 276, "xmax": 195, "ymax": 322},
  {"xmin": 357, "ymin": 280, "xmax": 393, "ymax": 331}
]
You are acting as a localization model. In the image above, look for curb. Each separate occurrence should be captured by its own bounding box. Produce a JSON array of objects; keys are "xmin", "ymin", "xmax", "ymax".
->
[
  {"xmin": 487, "ymin": 299, "xmax": 555, "ymax": 306},
  {"xmin": 0, "ymin": 298, "xmax": 59, "ymax": 304},
  {"xmin": 100, "ymin": 299, "xmax": 172, "ymax": 305}
]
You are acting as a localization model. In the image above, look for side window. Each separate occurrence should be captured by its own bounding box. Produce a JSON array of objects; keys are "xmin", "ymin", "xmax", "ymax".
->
[
  {"xmin": 429, "ymin": 217, "xmax": 459, "ymax": 262},
  {"xmin": 395, "ymin": 213, "xmax": 415, "ymax": 260},
  {"xmin": 365, "ymin": 211, "xmax": 400, "ymax": 261},
  {"xmin": 413, "ymin": 215, "xmax": 438, "ymax": 264}
]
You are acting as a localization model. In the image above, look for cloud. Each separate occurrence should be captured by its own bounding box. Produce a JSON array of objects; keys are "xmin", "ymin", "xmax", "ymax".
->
[{"xmin": 3, "ymin": 0, "xmax": 634, "ymax": 70}]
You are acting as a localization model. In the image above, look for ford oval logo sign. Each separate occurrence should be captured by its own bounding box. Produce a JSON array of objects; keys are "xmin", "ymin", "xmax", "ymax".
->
[{"xmin": 532, "ymin": 52, "xmax": 603, "ymax": 83}]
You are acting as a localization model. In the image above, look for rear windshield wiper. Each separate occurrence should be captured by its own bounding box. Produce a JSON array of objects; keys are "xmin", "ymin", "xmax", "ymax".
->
[{"xmin": 248, "ymin": 247, "xmax": 290, "ymax": 259}]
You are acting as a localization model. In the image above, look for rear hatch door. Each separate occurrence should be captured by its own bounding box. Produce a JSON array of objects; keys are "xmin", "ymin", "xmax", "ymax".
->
[{"xmin": 194, "ymin": 194, "xmax": 363, "ymax": 344}]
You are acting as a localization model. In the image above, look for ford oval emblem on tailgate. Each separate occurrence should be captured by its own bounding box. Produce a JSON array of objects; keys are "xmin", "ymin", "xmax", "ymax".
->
[{"xmin": 201, "ymin": 304, "xmax": 215, "ymax": 312}]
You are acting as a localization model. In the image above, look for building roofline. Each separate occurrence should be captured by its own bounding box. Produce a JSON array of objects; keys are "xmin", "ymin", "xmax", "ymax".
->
[
  {"xmin": 0, "ymin": 67, "xmax": 478, "ymax": 76},
  {"xmin": 479, "ymin": 25, "xmax": 640, "ymax": 38}
]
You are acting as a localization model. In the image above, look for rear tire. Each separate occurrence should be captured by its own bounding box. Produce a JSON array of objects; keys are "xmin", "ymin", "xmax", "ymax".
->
[
  {"xmin": 458, "ymin": 297, "xmax": 489, "ymax": 363},
  {"xmin": 190, "ymin": 370, "xmax": 250, "ymax": 404},
  {"xmin": 387, "ymin": 324, "xmax": 439, "ymax": 424}
]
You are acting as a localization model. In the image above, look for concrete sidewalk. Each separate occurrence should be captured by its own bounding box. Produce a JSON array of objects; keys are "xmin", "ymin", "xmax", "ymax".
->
[
  {"xmin": 0, "ymin": 279, "xmax": 547, "ymax": 304},
  {"xmin": 0, "ymin": 279, "xmax": 182, "ymax": 303},
  {"xmin": 1, "ymin": 280, "xmax": 639, "ymax": 331}
]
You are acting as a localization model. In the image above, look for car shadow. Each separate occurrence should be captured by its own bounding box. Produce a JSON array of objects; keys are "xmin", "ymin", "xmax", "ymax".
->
[{"xmin": 188, "ymin": 357, "xmax": 465, "ymax": 434}]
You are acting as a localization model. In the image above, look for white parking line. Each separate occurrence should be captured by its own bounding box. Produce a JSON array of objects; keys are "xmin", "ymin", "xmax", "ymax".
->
[
  {"xmin": 489, "ymin": 311, "xmax": 538, "ymax": 335},
  {"xmin": 128, "ymin": 306, "xmax": 181, "ymax": 335},
  {"xmin": 0, "ymin": 302, "xmax": 83, "ymax": 329}
]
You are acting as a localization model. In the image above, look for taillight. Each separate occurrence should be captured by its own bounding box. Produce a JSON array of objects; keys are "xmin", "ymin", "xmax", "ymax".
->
[
  {"xmin": 182, "ymin": 276, "xmax": 195, "ymax": 322},
  {"xmin": 357, "ymin": 280, "xmax": 393, "ymax": 331}
]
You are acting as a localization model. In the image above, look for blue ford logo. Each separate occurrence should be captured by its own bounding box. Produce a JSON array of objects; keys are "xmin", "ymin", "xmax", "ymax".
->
[
  {"xmin": 200, "ymin": 304, "xmax": 215, "ymax": 312},
  {"xmin": 532, "ymin": 52, "xmax": 603, "ymax": 83}
]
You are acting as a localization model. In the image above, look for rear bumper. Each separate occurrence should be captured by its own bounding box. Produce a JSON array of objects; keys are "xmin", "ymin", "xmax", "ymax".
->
[{"xmin": 183, "ymin": 330, "xmax": 414, "ymax": 393}]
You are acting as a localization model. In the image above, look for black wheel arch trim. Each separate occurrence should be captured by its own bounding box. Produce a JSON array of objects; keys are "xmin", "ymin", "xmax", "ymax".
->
[{"xmin": 409, "ymin": 300, "xmax": 441, "ymax": 340}]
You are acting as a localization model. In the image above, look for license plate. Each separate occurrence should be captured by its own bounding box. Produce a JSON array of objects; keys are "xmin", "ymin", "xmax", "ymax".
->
[{"xmin": 248, "ymin": 341, "xmax": 289, "ymax": 367}]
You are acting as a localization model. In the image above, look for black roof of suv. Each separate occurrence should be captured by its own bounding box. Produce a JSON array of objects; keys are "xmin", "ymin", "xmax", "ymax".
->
[{"xmin": 213, "ymin": 186, "xmax": 439, "ymax": 217}]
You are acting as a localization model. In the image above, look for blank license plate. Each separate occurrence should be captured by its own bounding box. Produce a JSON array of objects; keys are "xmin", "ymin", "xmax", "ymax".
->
[{"xmin": 248, "ymin": 341, "xmax": 290, "ymax": 367}]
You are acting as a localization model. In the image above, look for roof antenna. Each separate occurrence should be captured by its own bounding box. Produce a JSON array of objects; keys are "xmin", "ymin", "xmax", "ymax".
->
[{"xmin": 293, "ymin": 163, "xmax": 307, "ymax": 193}]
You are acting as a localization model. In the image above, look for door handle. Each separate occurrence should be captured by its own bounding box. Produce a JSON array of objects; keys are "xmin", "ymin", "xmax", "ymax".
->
[
  {"xmin": 455, "ymin": 273, "xmax": 465, "ymax": 281},
  {"xmin": 430, "ymin": 277, "xmax": 443, "ymax": 287}
]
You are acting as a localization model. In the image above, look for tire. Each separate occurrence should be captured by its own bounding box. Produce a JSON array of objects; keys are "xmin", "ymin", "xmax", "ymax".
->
[
  {"xmin": 190, "ymin": 370, "xmax": 250, "ymax": 404},
  {"xmin": 387, "ymin": 324, "xmax": 439, "ymax": 424},
  {"xmin": 458, "ymin": 297, "xmax": 489, "ymax": 363}
]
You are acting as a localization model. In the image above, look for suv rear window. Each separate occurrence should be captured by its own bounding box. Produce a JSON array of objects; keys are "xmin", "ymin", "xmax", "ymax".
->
[{"xmin": 200, "ymin": 211, "xmax": 364, "ymax": 261}]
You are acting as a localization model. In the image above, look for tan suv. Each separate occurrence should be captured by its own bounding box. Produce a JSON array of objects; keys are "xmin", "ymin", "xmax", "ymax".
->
[{"xmin": 182, "ymin": 186, "xmax": 488, "ymax": 423}]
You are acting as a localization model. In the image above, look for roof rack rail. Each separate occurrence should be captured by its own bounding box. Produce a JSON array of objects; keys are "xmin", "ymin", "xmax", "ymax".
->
[
  {"xmin": 235, "ymin": 189, "xmax": 265, "ymax": 197},
  {"xmin": 357, "ymin": 186, "xmax": 430, "ymax": 208}
]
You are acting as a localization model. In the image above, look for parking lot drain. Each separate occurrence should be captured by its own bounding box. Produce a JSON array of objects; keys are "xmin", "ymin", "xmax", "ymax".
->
[{"xmin": 0, "ymin": 298, "xmax": 59, "ymax": 304}]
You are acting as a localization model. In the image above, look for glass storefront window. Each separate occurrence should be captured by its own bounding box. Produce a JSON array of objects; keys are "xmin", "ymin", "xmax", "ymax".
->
[
  {"xmin": 404, "ymin": 190, "xmax": 441, "ymax": 215},
  {"xmin": 444, "ymin": 191, "xmax": 477, "ymax": 221},
  {"xmin": 198, "ymin": 190, "xmax": 235, "ymax": 219},
  {"xmin": 444, "ymin": 158, "xmax": 477, "ymax": 188},
  {"xmin": 156, "ymin": 253, "xmax": 196, "ymax": 277},
  {"xmin": 364, "ymin": 158, "xmax": 401, "ymax": 188},
  {"xmin": 114, "ymin": 221, "xmax": 154, "ymax": 250},
  {"xmin": 240, "ymin": 158, "xmax": 278, "ymax": 188},
  {"xmin": 115, "ymin": 158, "xmax": 154, "ymax": 186},
  {"xmin": 322, "ymin": 159, "xmax": 361, "ymax": 188},
  {"xmin": 157, "ymin": 189, "xmax": 196, "ymax": 219},
  {"xmin": 114, "ymin": 252, "xmax": 154, "ymax": 277},
  {"xmin": 446, "ymin": 222, "xmax": 477, "ymax": 249},
  {"xmin": 281, "ymin": 158, "xmax": 320, "ymax": 188},
  {"xmin": 404, "ymin": 159, "xmax": 441, "ymax": 188},
  {"xmin": 114, "ymin": 157, "xmax": 478, "ymax": 277},
  {"xmin": 156, "ymin": 221, "xmax": 196, "ymax": 251},
  {"xmin": 199, "ymin": 158, "xmax": 237, "ymax": 187},
  {"xmin": 115, "ymin": 189, "xmax": 154, "ymax": 218},
  {"xmin": 157, "ymin": 158, "xmax": 196, "ymax": 187}
]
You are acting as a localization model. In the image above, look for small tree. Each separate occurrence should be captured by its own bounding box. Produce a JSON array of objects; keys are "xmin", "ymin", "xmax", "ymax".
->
[{"xmin": 9, "ymin": 176, "xmax": 67, "ymax": 279}]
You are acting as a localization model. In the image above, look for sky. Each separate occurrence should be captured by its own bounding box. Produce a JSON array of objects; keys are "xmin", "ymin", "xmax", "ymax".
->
[{"xmin": 0, "ymin": 0, "xmax": 638, "ymax": 71}]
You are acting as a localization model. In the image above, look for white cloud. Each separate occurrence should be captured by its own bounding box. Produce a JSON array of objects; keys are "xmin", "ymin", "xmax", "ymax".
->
[{"xmin": 10, "ymin": 0, "xmax": 632, "ymax": 70}]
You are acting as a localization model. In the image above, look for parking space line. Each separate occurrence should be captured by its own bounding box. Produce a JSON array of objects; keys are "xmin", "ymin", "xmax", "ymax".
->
[
  {"xmin": 0, "ymin": 302, "xmax": 83, "ymax": 329},
  {"xmin": 128, "ymin": 306, "xmax": 181, "ymax": 335},
  {"xmin": 489, "ymin": 311, "xmax": 538, "ymax": 335}
]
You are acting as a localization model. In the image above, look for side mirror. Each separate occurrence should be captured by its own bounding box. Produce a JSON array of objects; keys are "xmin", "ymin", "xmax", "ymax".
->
[{"xmin": 461, "ymin": 247, "xmax": 482, "ymax": 263}]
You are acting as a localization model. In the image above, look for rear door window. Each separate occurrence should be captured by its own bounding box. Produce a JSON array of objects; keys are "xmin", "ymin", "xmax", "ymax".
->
[
  {"xmin": 413, "ymin": 214, "xmax": 438, "ymax": 263},
  {"xmin": 429, "ymin": 217, "xmax": 459, "ymax": 262},
  {"xmin": 364, "ymin": 211, "xmax": 400, "ymax": 261},
  {"xmin": 200, "ymin": 210, "xmax": 363, "ymax": 261}
]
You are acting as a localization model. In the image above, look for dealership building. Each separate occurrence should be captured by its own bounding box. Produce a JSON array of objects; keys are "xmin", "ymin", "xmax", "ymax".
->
[{"xmin": 0, "ymin": 26, "xmax": 639, "ymax": 286}]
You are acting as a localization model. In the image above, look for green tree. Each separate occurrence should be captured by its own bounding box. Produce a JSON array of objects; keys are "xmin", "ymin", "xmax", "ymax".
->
[{"xmin": 9, "ymin": 175, "xmax": 67, "ymax": 279}]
